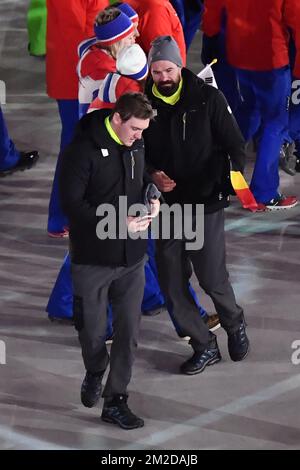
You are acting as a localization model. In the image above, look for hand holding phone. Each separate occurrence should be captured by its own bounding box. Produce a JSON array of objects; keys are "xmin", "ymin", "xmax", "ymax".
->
[{"xmin": 139, "ymin": 214, "xmax": 155, "ymax": 220}]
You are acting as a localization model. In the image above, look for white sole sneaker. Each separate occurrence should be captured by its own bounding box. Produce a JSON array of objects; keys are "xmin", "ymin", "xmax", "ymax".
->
[
  {"xmin": 209, "ymin": 322, "xmax": 221, "ymax": 332},
  {"xmin": 266, "ymin": 201, "xmax": 298, "ymax": 210}
]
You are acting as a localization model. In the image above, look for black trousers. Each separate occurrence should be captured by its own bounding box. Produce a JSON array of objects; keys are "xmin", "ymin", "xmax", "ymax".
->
[
  {"xmin": 71, "ymin": 257, "xmax": 145, "ymax": 399},
  {"xmin": 155, "ymin": 209, "xmax": 244, "ymax": 352}
]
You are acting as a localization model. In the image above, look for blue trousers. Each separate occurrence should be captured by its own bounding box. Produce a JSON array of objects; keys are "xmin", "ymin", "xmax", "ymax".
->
[
  {"xmin": 234, "ymin": 67, "xmax": 291, "ymax": 203},
  {"xmin": 79, "ymin": 103, "xmax": 90, "ymax": 119},
  {"xmin": 170, "ymin": 0, "xmax": 203, "ymax": 51},
  {"xmin": 46, "ymin": 240, "xmax": 207, "ymax": 336},
  {"xmin": 47, "ymin": 99, "xmax": 79, "ymax": 233},
  {"xmin": 0, "ymin": 105, "xmax": 20, "ymax": 170},
  {"xmin": 183, "ymin": 0, "xmax": 203, "ymax": 50},
  {"xmin": 213, "ymin": 60, "xmax": 240, "ymax": 114},
  {"xmin": 201, "ymin": 32, "xmax": 241, "ymax": 113}
]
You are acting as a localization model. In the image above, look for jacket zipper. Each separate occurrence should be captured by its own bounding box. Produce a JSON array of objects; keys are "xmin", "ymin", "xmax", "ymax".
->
[
  {"xmin": 130, "ymin": 151, "xmax": 135, "ymax": 179},
  {"xmin": 182, "ymin": 112, "xmax": 187, "ymax": 141}
]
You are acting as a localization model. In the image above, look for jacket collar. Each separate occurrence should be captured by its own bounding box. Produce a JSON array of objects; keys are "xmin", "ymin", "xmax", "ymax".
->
[
  {"xmin": 77, "ymin": 109, "xmax": 144, "ymax": 151},
  {"xmin": 146, "ymin": 67, "xmax": 206, "ymax": 110}
]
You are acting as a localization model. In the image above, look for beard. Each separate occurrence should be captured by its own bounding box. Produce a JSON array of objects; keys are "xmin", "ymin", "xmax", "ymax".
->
[{"xmin": 156, "ymin": 79, "xmax": 180, "ymax": 97}]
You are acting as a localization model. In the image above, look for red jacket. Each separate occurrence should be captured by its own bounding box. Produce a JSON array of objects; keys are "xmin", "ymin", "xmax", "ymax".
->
[
  {"xmin": 127, "ymin": 0, "xmax": 186, "ymax": 65},
  {"xmin": 202, "ymin": 0, "xmax": 300, "ymax": 77},
  {"xmin": 78, "ymin": 45, "xmax": 116, "ymax": 110},
  {"xmin": 46, "ymin": 0, "xmax": 109, "ymax": 99},
  {"xmin": 78, "ymin": 45, "xmax": 116, "ymax": 83}
]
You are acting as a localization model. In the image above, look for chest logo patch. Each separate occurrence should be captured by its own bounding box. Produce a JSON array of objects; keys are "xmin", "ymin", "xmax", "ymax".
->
[{"xmin": 101, "ymin": 148, "xmax": 109, "ymax": 157}]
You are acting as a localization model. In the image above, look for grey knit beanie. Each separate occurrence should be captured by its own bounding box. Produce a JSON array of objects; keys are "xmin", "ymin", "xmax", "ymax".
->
[{"xmin": 148, "ymin": 35, "xmax": 182, "ymax": 67}]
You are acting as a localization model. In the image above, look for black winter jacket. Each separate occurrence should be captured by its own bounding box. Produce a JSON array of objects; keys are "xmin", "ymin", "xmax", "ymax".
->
[
  {"xmin": 59, "ymin": 109, "xmax": 147, "ymax": 266},
  {"xmin": 144, "ymin": 68, "xmax": 246, "ymax": 213}
]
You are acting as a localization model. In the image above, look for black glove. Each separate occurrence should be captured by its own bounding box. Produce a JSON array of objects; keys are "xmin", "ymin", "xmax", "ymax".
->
[{"xmin": 143, "ymin": 183, "xmax": 161, "ymax": 214}]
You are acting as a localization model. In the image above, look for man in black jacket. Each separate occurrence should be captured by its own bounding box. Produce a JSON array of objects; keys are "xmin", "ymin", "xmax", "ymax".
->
[
  {"xmin": 145, "ymin": 35, "xmax": 250, "ymax": 375},
  {"xmin": 59, "ymin": 93, "xmax": 158, "ymax": 429}
]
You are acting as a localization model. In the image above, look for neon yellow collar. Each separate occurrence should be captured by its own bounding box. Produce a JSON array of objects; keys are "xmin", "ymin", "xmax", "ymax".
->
[
  {"xmin": 105, "ymin": 116, "xmax": 123, "ymax": 145},
  {"xmin": 152, "ymin": 79, "xmax": 183, "ymax": 105}
]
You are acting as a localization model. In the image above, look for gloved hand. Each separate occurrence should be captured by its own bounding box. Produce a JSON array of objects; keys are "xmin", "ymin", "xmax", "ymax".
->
[{"xmin": 143, "ymin": 182, "xmax": 161, "ymax": 213}]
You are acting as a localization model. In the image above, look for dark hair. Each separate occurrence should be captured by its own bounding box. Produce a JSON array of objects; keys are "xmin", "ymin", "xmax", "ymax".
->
[
  {"xmin": 112, "ymin": 92, "xmax": 154, "ymax": 122},
  {"xmin": 95, "ymin": 6, "xmax": 120, "ymax": 26}
]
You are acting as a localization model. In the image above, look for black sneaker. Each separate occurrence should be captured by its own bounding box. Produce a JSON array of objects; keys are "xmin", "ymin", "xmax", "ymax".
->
[
  {"xmin": 180, "ymin": 343, "xmax": 222, "ymax": 375},
  {"xmin": 81, "ymin": 370, "xmax": 104, "ymax": 408},
  {"xmin": 228, "ymin": 321, "xmax": 250, "ymax": 362},
  {"xmin": 101, "ymin": 394, "xmax": 144, "ymax": 430},
  {"xmin": 0, "ymin": 150, "xmax": 39, "ymax": 177}
]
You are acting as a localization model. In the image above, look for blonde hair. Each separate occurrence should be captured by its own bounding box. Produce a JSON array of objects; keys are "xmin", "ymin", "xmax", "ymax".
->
[{"xmin": 110, "ymin": 37, "xmax": 132, "ymax": 59}]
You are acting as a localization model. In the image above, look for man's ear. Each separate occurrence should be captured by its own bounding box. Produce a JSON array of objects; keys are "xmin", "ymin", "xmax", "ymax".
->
[{"xmin": 111, "ymin": 112, "xmax": 122, "ymax": 127}]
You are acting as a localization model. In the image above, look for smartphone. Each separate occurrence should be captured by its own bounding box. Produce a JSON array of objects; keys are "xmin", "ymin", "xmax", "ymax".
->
[{"xmin": 140, "ymin": 214, "xmax": 155, "ymax": 220}]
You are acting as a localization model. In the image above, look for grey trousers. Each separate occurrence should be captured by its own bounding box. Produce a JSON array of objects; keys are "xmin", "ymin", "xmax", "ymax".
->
[
  {"xmin": 155, "ymin": 209, "xmax": 244, "ymax": 352},
  {"xmin": 71, "ymin": 257, "xmax": 145, "ymax": 399}
]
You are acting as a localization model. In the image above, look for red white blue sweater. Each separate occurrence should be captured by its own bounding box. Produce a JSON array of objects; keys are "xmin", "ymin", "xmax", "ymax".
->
[
  {"xmin": 77, "ymin": 38, "xmax": 116, "ymax": 116},
  {"xmin": 88, "ymin": 72, "xmax": 141, "ymax": 112}
]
